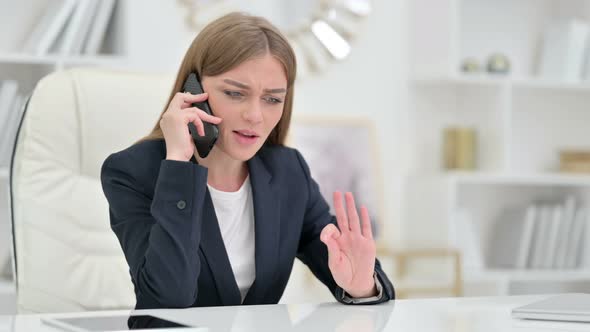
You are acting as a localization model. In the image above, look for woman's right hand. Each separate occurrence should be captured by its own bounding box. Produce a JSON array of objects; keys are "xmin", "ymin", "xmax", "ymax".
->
[{"xmin": 161, "ymin": 92, "xmax": 223, "ymax": 162}]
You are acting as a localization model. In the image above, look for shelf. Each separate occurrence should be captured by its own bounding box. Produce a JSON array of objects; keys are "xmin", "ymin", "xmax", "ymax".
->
[
  {"xmin": 408, "ymin": 0, "xmax": 590, "ymax": 297},
  {"xmin": 60, "ymin": 55, "xmax": 128, "ymax": 67},
  {"xmin": 0, "ymin": 53, "xmax": 59, "ymax": 65},
  {"xmin": 0, "ymin": 53, "xmax": 127, "ymax": 67},
  {"xmin": 406, "ymin": 171, "xmax": 590, "ymax": 187},
  {"xmin": 446, "ymin": 171, "xmax": 590, "ymax": 187},
  {"xmin": 466, "ymin": 268, "xmax": 590, "ymax": 283},
  {"xmin": 411, "ymin": 73, "xmax": 509, "ymax": 88},
  {"xmin": 412, "ymin": 74, "xmax": 590, "ymax": 92},
  {"xmin": 513, "ymin": 79, "xmax": 590, "ymax": 92}
]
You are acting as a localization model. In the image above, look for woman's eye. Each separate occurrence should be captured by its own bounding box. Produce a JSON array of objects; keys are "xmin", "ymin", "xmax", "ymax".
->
[
  {"xmin": 264, "ymin": 96, "xmax": 283, "ymax": 104},
  {"xmin": 224, "ymin": 90, "xmax": 243, "ymax": 98}
]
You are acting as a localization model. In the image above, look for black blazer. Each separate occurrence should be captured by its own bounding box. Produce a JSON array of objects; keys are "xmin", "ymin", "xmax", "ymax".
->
[{"xmin": 101, "ymin": 139, "xmax": 394, "ymax": 309}]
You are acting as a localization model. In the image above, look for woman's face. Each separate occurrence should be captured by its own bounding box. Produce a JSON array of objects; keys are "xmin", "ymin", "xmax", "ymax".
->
[{"xmin": 201, "ymin": 53, "xmax": 287, "ymax": 161}]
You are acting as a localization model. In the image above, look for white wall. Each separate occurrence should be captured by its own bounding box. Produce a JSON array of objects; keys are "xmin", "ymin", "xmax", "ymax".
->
[{"xmin": 113, "ymin": 0, "xmax": 409, "ymax": 248}]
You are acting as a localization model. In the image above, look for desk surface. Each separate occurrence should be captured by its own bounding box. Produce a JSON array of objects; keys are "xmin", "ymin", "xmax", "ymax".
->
[{"xmin": 1, "ymin": 294, "xmax": 589, "ymax": 332}]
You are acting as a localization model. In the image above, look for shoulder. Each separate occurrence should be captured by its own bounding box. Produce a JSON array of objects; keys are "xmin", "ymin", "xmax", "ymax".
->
[{"xmin": 101, "ymin": 139, "xmax": 166, "ymax": 186}]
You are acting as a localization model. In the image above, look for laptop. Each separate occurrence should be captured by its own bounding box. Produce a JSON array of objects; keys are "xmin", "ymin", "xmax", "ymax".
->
[{"xmin": 512, "ymin": 293, "xmax": 590, "ymax": 323}]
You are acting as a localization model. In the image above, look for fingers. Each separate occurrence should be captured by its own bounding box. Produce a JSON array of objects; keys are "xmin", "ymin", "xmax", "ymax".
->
[
  {"xmin": 187, "ymin": 116, "xmax": 205, "ymax": 137},
  {"xmin": 185, "ymin": 108, "xmax": 222, "ymax": 137},
  {"xmin": 173, "ymin": 91, "xmax": 208, "ymax": 109},
  {"xmin": 333, "ymin": 192, "xmax": 349, "ymax": 234},
  {"xmin": 190, "ymin": 108, "xmax": 222, "ymax": 124},
  {"xmin": 345, "ymin": 192, "xmax": 361, "ymax": 234},
  {"xmin": 173, "ymin": 92, "xmax": 222, "ymax": 126},
  {"xmin": 360, "ymin": 206, "xmax": 373, "ymax": 239},
  {"xmin": 333, "ymin": 191, "xmax": 370, "ymax": 237},
  {"xmin": 180, "ymin": 91, "xmax": 209, "ymax": 103}
]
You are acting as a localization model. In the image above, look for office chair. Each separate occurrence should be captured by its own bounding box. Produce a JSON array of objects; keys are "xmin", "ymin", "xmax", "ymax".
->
[{"xmin": 10, "ymin": 68, "xmax": 173, "ymax": 312}]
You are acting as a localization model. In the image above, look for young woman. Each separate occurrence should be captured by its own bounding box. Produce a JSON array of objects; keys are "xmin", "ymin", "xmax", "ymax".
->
[{"xmin": 101, "ymin": 12, "xmax": 394, "ymax": 310}]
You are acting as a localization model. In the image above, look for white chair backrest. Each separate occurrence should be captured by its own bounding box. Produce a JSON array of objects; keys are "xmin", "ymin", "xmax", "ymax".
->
[{"xmin": 11, "ymin": 68, "xmax": 174, "ymax": 313}]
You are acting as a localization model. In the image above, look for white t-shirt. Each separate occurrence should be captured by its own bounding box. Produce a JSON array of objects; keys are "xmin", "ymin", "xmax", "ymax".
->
[{"xmin": 207, "ymin": 176, "xmax": 256, "ymax": 303}]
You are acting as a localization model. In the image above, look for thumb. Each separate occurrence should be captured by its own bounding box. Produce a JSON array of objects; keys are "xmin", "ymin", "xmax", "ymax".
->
[
  {"xmin": 321, "ymin": 224, "xmax": 341, "ymax": 265},
  {"xmin": 320, "ymin": 223, "xmax": 341, "ymax": 244}
]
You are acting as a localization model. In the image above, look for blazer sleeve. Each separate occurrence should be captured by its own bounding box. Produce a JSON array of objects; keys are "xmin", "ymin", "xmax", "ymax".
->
[
  {"xmin": 293, "ymin": 150, "xmax": 395, "ymax": 304},
  {"xmin": 101, "ymin": 152, "xmax": 208, "ymax": 309}
]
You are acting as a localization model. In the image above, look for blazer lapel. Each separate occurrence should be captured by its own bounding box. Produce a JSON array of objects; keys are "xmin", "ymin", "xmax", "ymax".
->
[
  {"xmin": 199, "ymin": 189, "xmax": 242, "ymax": 306},
  {"xmin": 243, "ymin": 153, "xmax": 281, "ymax": 304}
]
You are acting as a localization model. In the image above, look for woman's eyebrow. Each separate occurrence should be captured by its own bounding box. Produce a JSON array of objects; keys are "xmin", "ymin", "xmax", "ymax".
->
[
  {"xmin": 264, "ymin": 88, "xmax": 287, "ymax": 94},
  {"xmin": 223, "ymin": 79, "xmax": 286, "ymax": 94}
]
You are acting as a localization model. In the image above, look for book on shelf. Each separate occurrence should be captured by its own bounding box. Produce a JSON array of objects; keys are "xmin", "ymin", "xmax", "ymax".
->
[
  {"xmin": 567, "ymin": 208, "xmax": 588, "ymax": 268},
  {"xmin": 515, "ymin": 205, "xmax": 537, "ymax": 269},
  {"xmin": 583, "ymin": 212, "xmax": 590, "ymax": 268},
  {"xmin": 554, "ymin": 196, "xmax": 576, "ymax": 268},
  {"xmin": 486, "ymin": 198, "xmax": 588, "ymax": 271},
  {"xmin": 54, "ymin": 0, "xmax": 100, "ymax": 55},
  {"xmin": 530, "ymin": 204, "xmax": 551, "ymax": 269},
  {"xmin": 488, "ymin": 207, "xmax": 531, "ymax": 268},
  {"xmin": 544, "ymin": 205, "xmax": 563, "ymax": 269},
  {"xmin": 83, "ymin": 0, "xmax": 117, "ymax": 55},
  {"xmin": 538, "ymin": 19, "xmax": 589, "ymax": 82},
  {"xmin": 22, "ymin": 0, "xmax": 78, "ymax": 55},
  {"xmin": 21, "ymin": 0, "xmax": 118, "ymax": 56}
]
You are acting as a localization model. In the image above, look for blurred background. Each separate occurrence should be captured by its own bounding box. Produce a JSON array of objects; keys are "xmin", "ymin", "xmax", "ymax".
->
[{"xmin": 2, "ymin": 0, "xmax": 590, "ymax": 314}]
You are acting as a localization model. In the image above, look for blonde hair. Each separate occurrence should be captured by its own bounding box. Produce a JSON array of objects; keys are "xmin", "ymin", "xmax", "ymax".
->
[{"xmin": 138, "ymin": 12, "xmax": 296, "ymax": 146}]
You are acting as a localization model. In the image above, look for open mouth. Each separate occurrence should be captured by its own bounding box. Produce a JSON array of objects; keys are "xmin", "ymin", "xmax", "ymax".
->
[
  {"xmin": 233, "ymin": 130, "xmax": 259, "ymax": 138},
  {"xmin": 233, "ymin": 130, "xmax": 259, "ymax": 145}
]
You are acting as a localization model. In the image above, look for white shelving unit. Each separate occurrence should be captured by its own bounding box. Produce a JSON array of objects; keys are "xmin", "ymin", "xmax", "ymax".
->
[
  {"xmin": 406, "ymin": 0, "xmax": 590, "ymax": 296},
  {"xmin": 0, "ymin": 0, "xmax": 129, "ymax": 305},
  {"xmin": 0, "ymin": 279, "xmax": 15, "ymax": 314}
]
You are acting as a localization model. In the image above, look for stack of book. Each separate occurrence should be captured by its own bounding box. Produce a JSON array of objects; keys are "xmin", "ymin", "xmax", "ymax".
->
[
  {"xmin": 22, "ymin": 0, "xmax": 117, "ymax": 56},
  {"xmin": 488, "ymin": 196, "xmax": 590, "ymax": 270},
  {"xmin": 0, "ymin": 80, "xmax": 25, "ymax": 167}
]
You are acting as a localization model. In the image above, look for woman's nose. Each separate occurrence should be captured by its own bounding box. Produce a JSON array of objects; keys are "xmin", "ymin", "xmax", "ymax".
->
[{"xmin": 242, "ymin": 102, "xmax": 263, "ymax": 124}]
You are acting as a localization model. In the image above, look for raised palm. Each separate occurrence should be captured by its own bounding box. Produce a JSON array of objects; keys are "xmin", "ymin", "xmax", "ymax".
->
[{"xmin": 320, "ymin": 192, "xmax": 377, "ymax": 298}]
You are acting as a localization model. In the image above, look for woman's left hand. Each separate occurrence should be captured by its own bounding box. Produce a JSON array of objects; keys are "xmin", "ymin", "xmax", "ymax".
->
[{"xmin": 320, "ymin": 191, "xmax": 377, "ymax": 298}]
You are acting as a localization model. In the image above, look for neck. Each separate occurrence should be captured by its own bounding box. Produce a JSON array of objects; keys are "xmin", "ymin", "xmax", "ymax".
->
[{"xmin": 195, "ymin": 147, "xmax": 248, "ymax": 192}]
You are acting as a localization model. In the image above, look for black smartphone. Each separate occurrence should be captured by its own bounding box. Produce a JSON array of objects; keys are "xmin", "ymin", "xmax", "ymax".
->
[
  {"xmin": 183, "ymin": 72, "xmax": 219, "ymax": 158},
  {"xmin": 41, "ymin": 314, "xmax": 197, "ymax": 331}
]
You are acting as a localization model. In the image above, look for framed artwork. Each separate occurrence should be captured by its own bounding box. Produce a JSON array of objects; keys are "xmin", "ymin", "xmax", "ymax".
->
[{"xmin": 287, "ymin": 115, "xmax": 384, "ymax": 240}]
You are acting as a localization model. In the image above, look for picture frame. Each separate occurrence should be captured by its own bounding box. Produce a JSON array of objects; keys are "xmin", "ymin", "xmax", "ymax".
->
[{"xmin": 287, "ymin": 115, "xmax": 385, "ymax": 242}]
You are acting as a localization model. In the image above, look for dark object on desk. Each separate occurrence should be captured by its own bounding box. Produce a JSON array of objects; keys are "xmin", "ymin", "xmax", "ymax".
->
[
  {"xmin": 128, "ymin": 315, "xmax": 190, "ymax": 329},
  {"xmin": 42, "ymin": 314, "xmax": 200, "ymax": 331}
]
